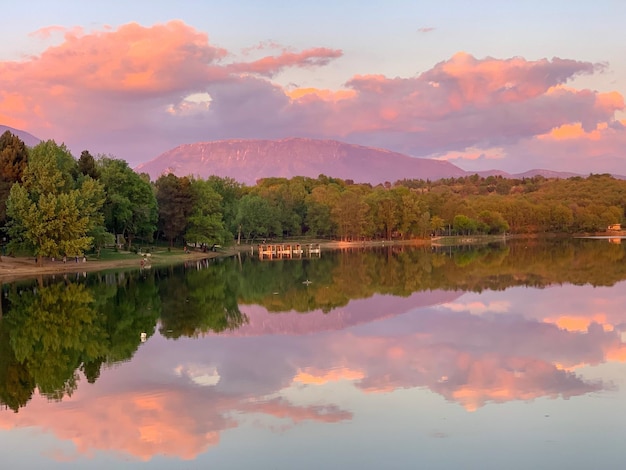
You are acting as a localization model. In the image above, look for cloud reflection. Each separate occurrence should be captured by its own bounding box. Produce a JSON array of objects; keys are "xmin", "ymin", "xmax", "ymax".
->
[{"xmin": 1, "ymin": 284, "xmax": 625, "ymax": 460}]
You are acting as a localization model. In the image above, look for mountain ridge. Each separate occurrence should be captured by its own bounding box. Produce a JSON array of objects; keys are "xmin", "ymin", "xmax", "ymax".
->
[
  {"xmin": 0, "ymin": 125, "xmax": 613, "ymax": 183},
  {"xmin": 135, "ymin": 137, "xmax": 589, "ymax": 185},
  {"xmin": 0, "ymin": 125, "xmax": 41, "ymax": 147}
]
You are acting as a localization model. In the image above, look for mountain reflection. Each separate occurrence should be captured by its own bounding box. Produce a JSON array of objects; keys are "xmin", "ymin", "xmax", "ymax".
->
[{"xmin": 1, "ymin": 238, "xmax": 626, "ymax": 461}]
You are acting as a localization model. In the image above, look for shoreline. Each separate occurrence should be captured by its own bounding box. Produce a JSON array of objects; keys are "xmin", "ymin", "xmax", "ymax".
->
[
  {"xmin": 0, "ymin": 239, "xmax": 432, "ymax": 283},
  {"xmin": 0, "ymin": 249, "xmax": 226, "ymax": 284},
  {"xmin": 0, "ymin": 234, "xmax": 572, "ymax": 283}
]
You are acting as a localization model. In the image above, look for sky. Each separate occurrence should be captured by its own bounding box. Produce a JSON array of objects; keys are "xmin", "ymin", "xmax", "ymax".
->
[{"xmin": 1, "ymin": 0, "xmax": 625, "ymax": 175}]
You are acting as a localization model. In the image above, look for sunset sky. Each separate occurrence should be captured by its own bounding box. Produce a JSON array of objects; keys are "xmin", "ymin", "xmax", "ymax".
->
[{"xmin": 1, "ymin": 0, "xmax": 625, "ymax": 175}]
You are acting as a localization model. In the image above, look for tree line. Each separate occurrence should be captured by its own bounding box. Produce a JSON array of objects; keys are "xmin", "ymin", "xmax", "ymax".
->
[{"xmin": 2, "ymin": 130, "xmax": 626, "ymax": 261}]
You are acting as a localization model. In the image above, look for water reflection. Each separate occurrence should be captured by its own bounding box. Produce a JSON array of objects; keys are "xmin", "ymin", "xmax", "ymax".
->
[{"xmin": 1, "ymin": 238, "xmax": 626, "ymax": 465}]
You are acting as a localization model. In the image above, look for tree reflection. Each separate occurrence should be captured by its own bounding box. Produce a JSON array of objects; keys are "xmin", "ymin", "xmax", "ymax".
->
[
  {"xmin": 234, "ymin": 239, "xmax": 626, "ymax": 313},
  {"xmin": 0, "ymin": 320, "xmax": 35, "ymax": 412},
  {"xmin": 5, "ymin": 282, "xmax": 106, "ymax": 400},
  {"xmin": 159, "ymin": 260, "xmax": 248, "ymax": 338},
  {"xmin": 0, "ymin": 274, "xmax": 161, "ymax": 410}
]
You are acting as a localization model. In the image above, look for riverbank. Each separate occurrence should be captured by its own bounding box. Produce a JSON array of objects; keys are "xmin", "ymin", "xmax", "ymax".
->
[
  {"xmin": 0, "ymin": 239, "xmax": 435, "ymax": 283},
  {"xmin": 0, "ymin": 248, "xmax": 232, "ymax": 283},
  {"xmin": 0, "ymin": 236, "xmax": 514, "ymax": 283}
]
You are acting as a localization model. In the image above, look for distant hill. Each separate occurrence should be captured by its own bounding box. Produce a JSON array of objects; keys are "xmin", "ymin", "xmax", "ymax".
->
[
  {"xmin": 475, "ymin": 169, "xmax": 583, "ymax": 179},
  {"xmin": 135, "ymin": 138, "xmax": 468, "ymax": 185},
  {"xmin": 0, "ymin": 125, "xmax": 41, "ymax": 147}
]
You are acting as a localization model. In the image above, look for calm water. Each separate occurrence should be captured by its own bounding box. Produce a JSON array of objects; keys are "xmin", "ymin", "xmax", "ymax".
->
[{"xmin": 1, "ymin": 239, "xmax": 626, "ymax": 469}]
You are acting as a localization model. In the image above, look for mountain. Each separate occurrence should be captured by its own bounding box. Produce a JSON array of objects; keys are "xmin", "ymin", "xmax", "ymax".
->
[
  {"xmin": 135, "ymin": 138, "xmax": 468, "ymax": 185},
  {"xmin": 0, "ymin": 125, "xmax": 41, "ymax": 147}
]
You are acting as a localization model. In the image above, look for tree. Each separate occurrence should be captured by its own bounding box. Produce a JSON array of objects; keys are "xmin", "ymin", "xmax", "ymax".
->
[
  {"xmin": 430, "ymin": 215, "xmax": 445, "ymax": 236},
  {"xmin": 0, "ymin": 131, "xmax": 29, "ymax": 227},
  {"xmin": 255, "ymin": 178, "xmax": 307, "ymax": 237},
  {"xmin": 332, "ymin": 188, "xmax": 371, "ymax": 240},
  {"xmin": 367, "ymin": 188, "xmax": 399, "ymax": 239},
  {"xmin": 98, "ymin": 157, "xmax": 158, "ymax": 249},
  {"xmin": 205, "ymin": 175, "xmax": 244, "ymax": 238},
  {"xmin": 155, "ymin": 174, "xmax": 194, "ymax": 246},
  {"xmin": 77, "ymin": 150, "xmax": 100, "ymax": 179},
  {"xmin": 235, "ymin": 194, "xmax": 281, "ymax": 242},
  {"xmin": 477, "ymin": 210, "xmax": 509, "ymax": 234},
  {"xmin": 185, "ymin": 178, "xmax": 228, "ymax": 247},
  {"xmin": 396, "ymin": 188, "xmax": 423, "ymax": 239},
  {"xmin": 304, "ymin": 184, "xmax": 340, "ymax": 237},
  {"xmin": 452, "ymin": 214, "xmax": 477, "ymax": 235},
  {"xmin": 6, "ymin": 141, "xmax": 105, "ymax": 264}
]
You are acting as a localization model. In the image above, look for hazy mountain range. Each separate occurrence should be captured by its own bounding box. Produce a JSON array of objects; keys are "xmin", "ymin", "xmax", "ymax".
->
[
  {"xmin": 3, "ymin": 125, "xmax": 583, "ymax": 185},
  {"xmin": 135, "ymin": 137, "xmax": 581, "ymax": 185}
]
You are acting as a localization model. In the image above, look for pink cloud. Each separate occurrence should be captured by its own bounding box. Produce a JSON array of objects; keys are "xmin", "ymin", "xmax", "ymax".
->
[
  {"xmin": 479, "ymin": 119, "xmax": 626, "ymax": 174},
  {"xmin": 28, "ymin": 25, "xmax": 80, "ymax": 40},
  {"xmin": 240, "ymin": 40, "xmax": 288, "ymax": 55},
  {"xmin": 30, "ymin": 21, "xmax": 227, "ymax": 94},
  {"xmin": 228, "ymin": 47, "xmax": 343, "ymax": 77},
  {"xmin": 1, "ymin": 20, "xmax": 624, "ymax": 173}
]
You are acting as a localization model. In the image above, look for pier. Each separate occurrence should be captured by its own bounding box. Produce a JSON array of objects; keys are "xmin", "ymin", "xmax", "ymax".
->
[{"xmin": 255, "ymin": 243, "xmax": 321, "ymax": 260}]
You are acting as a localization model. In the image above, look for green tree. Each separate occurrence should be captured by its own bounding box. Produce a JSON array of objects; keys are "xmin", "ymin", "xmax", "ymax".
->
[
  {"xmin": 205, "ymin": 175, "xmax": 244, "ymax": 238},
  {"xmin": 155, "ymin": 174, "xmax": 194, "ymax": 246},
  {"xmin": 477, "ymin": 210, "xmax": 509, "ymax": 234},
  {"xmin": 430, "ymin": 215, "xmax": 445, "ymax": 236},
  {"xmin": 6, "ymin": 141, "xmax": 105, "ymax": 264},
  {"xmin": 185, "ymin": 178, "xmax": 228, "ymax": 247},
  {"xmin": 453, "ymin": 214, "xmax": 477, "ymax": 235},
  {"xmin": 98, "ymin": 157, "xmax": 158, "ymax": 249},
  {"xmin": 396, "ymin": 188, "xmax": 423, "ymax": 238},
  {"xmin": 236, "ymin": 194, "xmax": 281, "ymax": 242},
  {"xmin": 367, "ymin": 188, "xmax": 399, "ymax": 239},
  {"xmin": 77, "ymin": 150, "xmax": 100, "ymax": 179},
  {"xmin": 255, "ymin": 178, "xmax": 308, "ymax": 237},
  {"xmin": 304, "ymin": 184, "xmax": 340, "ymax": 237},
  {"xmin": 332, "ymin": 188, "xmax": 371, "ymax": 240}
]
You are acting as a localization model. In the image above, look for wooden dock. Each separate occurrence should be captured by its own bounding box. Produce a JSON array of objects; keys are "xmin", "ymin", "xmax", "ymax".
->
[{"xmin": 255, "ymin": 243, "xmax": 321, "ymax": 260}]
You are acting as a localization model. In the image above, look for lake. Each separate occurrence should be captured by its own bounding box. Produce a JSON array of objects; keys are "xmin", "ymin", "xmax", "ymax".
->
[{"xmin": 1, "ymin": 238, "xmax": 625, "ymax": 469}]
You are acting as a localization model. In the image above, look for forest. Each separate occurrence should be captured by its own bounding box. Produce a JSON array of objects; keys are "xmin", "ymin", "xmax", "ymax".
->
[{"xmin": 1, "ymin": 129, "xmax": 626, "ymax": 261}]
